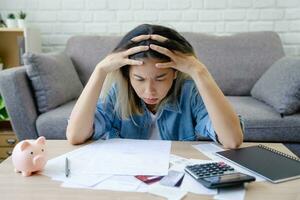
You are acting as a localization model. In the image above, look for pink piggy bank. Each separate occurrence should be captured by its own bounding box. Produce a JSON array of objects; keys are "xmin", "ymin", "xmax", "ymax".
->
[{"xmin": 12, "ymin": 136, "xmax": 47, "ymax": 177}]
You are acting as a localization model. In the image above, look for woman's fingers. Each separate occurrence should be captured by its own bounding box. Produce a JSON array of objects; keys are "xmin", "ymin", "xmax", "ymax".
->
[
  {"xmin": 121, "ymin": 45, "xmax": 148, "ymax": 66},
  {"xmin": 131, "ymin": 35, "xmax": 151, "ymax": 42},
  {"xmin": 124, "ymin": 45, "xmax": 149, "ymax": 56},
  {"xmin": 131, "ymin": 34, "xmax": 168, "ymax": 43},
  {"xmin": 150, "ymin": 34, "xmax": 168, "ymax": 42},
  {"xmin": 149, "ymin": 44, "xmax": 174, "ymax": 58},
  {"xmin": 155, "ymin": 61, "xmax": 176, "ymax": 69},
  {"xmin": 124, "ymin": 58, "xmax": 143, "ymax": 66}
]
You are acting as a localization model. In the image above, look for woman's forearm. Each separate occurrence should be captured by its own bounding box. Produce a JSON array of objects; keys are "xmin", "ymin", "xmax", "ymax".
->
[
  {"xmin": 66, "ymin": 43, "xmax": 149, "ymax": 144},
  {"xmin": 66, "ymin": 66, "xmax": 107, "ymax": 145},
  {"xmin": 192, "ymin": 67, "xmax": 243, "ymax": 149}
]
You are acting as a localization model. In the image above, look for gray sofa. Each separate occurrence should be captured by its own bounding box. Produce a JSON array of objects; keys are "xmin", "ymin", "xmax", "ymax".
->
[{"xmin": 1, "ymin": 31, "xmax": 300, "ymax": 142}]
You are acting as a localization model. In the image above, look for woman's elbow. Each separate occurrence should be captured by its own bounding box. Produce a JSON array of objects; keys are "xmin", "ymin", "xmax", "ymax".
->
[
  {"xmin": 67, "ymin": 137, "xmax": 81, "ymax": 145},
  {"xmin": 221, "ymin": 130, "xmax": 243, "ymax": 149},
  {"xmin": 66, "ymin": 132, "xmax": 79, "ymax": 145},
  {"xmin": 225, "ymin": 140, "xmax": 242, "ymax": 149},
  {"xmin": 225, "ymin": 133, "xmax": 243, "ymax": 149},
  {"xmin": 66, "ymin": 127, "xmax": 85, "ymax": 145}
]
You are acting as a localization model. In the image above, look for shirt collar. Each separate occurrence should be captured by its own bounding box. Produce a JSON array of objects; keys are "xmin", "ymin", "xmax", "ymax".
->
[{"xmin": 161, "ymin": 95, "xmax": 182, "ymax": 113}]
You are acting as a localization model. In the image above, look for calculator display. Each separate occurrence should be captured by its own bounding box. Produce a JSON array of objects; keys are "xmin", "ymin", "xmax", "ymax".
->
[{"xmin": 203, "ymin": 173, "xmax": 246, "ymax": 183}]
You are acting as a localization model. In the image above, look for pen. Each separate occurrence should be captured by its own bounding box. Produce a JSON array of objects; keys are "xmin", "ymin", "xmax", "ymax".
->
[{"xmin": 65, "ymin": 157, "xmax": 70, "ymax": 177}]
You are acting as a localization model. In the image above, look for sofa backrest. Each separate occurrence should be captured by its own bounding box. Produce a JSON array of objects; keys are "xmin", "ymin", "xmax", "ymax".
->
[
  {"xmin": 65, "ymin": 31, "xmax": 284, "ymax": 96},
  {"xmin": 65, "ymin": 35, "xmax": 122, "ymax": 86}
]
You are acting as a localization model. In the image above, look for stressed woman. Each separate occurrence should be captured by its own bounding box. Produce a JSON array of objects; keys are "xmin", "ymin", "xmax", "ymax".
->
[{"xmin": 66, "ymin": 24, "xmax": 244, "ymax": 149}]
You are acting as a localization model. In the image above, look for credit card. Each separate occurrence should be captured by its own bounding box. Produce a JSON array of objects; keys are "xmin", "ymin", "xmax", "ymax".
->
[
  {"xmin": 135, "ymin": 175, "xmax": 164, "ymax": 184},
  {"xmin": 159, "ymin": 170, "xmax": 185, "ymax": 187}
]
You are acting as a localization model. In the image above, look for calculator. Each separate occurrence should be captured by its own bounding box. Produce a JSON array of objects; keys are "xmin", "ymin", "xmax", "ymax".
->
[{"xmin": 185, "ymin": 162, "xmax": 255, "ymax": 189}]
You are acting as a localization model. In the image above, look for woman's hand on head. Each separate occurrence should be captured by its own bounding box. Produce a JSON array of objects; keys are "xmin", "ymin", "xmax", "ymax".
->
[
  {"xmin": 96, "ymin": 44, "xmax": 149, "ymax": 74},
  {"xmin": 149, "ymin": 34, "xmax": 207, "ymax": 78}
]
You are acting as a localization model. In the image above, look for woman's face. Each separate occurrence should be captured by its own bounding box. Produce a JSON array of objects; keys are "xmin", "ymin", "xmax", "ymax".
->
[{"xmin": 129, "ymin": 58, "xmax": 177, "ymax": 108}]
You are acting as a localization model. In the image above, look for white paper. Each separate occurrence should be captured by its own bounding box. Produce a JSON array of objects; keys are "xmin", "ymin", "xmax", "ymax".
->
[
  {"xmin": 61, "ymin": 175, "xmax": 143, "ymax": 192},
  {"xmin": 214, "ymin": 185, "xmax": 246, "ymax": 200},
  {"xmin": 41, "ymin": 142, "xmax": 101, "ymax": 177},
  {"xmin": 148, "ymin": 184, "xmax": 187, "ymax": 200},
  {"xmin": 193, "ymin": 143, "xmax": 265, "ymax": 182},
  {"xmin": 169, "ymin": 154, "xmax": 190, "ymax": 165},
  {"xmin": 94, "ymin": 175, "xmax": 143, "ymax": 191},
  {"xmin": 136, "ymin": 182, "xmax": 150, "ymax": 192},
  {"xmin": 41, "ymin": 155, "xmax": 65, "ymax": 178},
  {"xmin": 56, "ymin": 174, "xmax": 112, "ymax": 187},
  {"xmin": 81, "ymin": 139, "xmax": 171, "ymax": 175},
  {"xmin": 42, "ymin": 139, "xmax": 171, "ymax": 192},
  {"xmin": 194, "ymin": 143, "xmax": 224, "ymax": 154},
  {"xmin": 43, "ymin": 139, "xmax": 171, "ymax": 177}
]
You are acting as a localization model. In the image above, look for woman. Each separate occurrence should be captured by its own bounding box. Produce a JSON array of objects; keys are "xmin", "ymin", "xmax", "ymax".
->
[{"xmin": 66, "ymin": 24, "xmax": 244, "ymax": 149}]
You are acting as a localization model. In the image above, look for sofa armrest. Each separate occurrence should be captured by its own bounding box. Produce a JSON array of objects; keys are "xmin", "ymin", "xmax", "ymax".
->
[{"xmin": 0, "ymin": 67, "xmax": 39, "ymax": 140}]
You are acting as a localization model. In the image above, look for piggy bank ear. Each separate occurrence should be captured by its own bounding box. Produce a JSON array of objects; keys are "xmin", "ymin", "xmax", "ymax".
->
[
  {"xmin": 20, "ymin": 141, "xmax": 31, "ymax": 151},
  {"xmin": 36, "ymin": 136, "xmax": 46, "ymax": 145}
]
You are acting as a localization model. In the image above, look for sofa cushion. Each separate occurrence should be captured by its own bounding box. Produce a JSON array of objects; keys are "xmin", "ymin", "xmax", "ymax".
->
[
  {"xmin": 36, "ymin": 100, "xmax": 76, "ymax": 139},
  {"xmin": 251, "ymin": 57, "xmax": 300, "ymax": 115},
  {"xmin": 182, "ymin": 31, "xmax": 285, "ymax": 95},
  {"xmin": 228, "ymin": 96, "xmax": 300, "ymax": 142},
  {"xmin": 65, "ymin": 36, "xmax": 121, "ymax": 85},
  {"xmin": 23, "ymin": 52, "xmax": 83, "ymax": 113}
]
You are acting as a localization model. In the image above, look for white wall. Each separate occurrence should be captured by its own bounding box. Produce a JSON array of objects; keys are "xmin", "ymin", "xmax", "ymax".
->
[{"xmin": 1, "ymin": 0, "xmax": 300, "ymax": 56}]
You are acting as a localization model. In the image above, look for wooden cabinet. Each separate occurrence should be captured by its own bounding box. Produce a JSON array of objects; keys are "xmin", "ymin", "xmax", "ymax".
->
[
  {"xmin": 0, "ymin": 121, "xmax": 18, "ymax": 163},
  {"xmin": 0, "ymin": 27, "xmax": 41, "ymax": 68}
]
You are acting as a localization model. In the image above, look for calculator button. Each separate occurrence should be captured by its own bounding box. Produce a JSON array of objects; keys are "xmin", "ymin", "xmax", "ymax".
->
[{"xmin": 186, "ymin": 162, "xmax": 236, "ymax": 179}]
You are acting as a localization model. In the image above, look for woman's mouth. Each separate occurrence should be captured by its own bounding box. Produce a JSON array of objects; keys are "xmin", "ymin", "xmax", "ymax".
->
[{"xmin": 143, "ymin": 97, "xmax": 159, "ymax": 104}]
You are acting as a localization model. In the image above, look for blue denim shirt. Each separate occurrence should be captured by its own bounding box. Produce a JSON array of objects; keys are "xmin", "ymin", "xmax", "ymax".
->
[{"xmin": 92, "ymin": 80, "xmax": 243, "ymax": 142}]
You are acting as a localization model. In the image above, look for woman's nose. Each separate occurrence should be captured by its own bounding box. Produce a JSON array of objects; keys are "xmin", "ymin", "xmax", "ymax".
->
[{"xmin": 145, "ymin": 81, "xmax": 156, "ymax": 95}]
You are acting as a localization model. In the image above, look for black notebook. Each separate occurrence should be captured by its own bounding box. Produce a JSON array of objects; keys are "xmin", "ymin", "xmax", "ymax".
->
[{"xmin": 216, "ymin": 145, "xmax": 300, "ymax": 183}]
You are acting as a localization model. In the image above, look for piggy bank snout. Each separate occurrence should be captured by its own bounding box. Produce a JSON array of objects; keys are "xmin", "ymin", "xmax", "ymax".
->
[{"xmin": 33, "ymin": 155, "xmax": 46, "ymax": 167}]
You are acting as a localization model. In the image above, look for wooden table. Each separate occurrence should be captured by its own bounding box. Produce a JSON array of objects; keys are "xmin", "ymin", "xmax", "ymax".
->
[{"xmin": 1, "ymin": 140, "xmax": 300, "ymax": 200}]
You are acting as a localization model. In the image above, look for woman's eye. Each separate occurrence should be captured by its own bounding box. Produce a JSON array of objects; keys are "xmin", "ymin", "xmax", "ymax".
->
[
  {"xmin": 136, "ymin": 79, "xmax": 144, "ymax": 81},
  {"xmin": 156, "ymin": 79, "xmax": 165, "ymax": 82}
]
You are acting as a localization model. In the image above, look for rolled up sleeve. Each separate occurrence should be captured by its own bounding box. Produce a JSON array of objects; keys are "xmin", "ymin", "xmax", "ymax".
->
[
  {"xmin": 194, "ymin": 113, "xmax": 219, "ymax": 143},
  {"xmin": 238, "ymin": 115, "xmax": 245, "ymax": 135},
  {"xmin": 92, "ymin": 108, "xmax": 109, "ymax": 140},
  {"xmin": 191, "ymin": 86, "xmax": 219, "ymax": 143},
  {"xmin": 92, "ymin": 87, "xmax": 120, "ymax": 140}
]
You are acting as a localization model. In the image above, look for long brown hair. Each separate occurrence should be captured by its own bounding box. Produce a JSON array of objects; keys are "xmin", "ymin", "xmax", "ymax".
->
[{"xmin": 101, "ymin": 24, "xmax": 195, "ymax": 120}]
